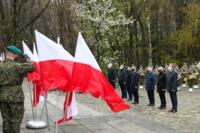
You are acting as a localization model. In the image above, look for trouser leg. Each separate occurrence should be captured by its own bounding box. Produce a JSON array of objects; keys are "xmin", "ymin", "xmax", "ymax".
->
[
  {"xmin": 147, "ymin": 90, "xmax": 151, "ymax": 104},
  {"xmin": 123, "ymin": 85, "xmax": 127, "ymax": 98},
  {"xmin": 0, "ymin": 102, "xmax": 24, "ymax": 133},
  {"xmin": 0, "ymin": 103, "xmax": 11, "ymax": 133},
  {"xmin": 120, "ymin": 84, "xmax": 124, "ymax": 98},
  {"xmin": 149, "ymin": 90, "xmax": 155, "ymax": 105},
  {"xmin": 147, "ymin": 90, "xmax": 154, "ymax": 105},
  {"xmin": 128, "ymin": 86, "xmax": 132, "ymax": 100},
  {"xmin": 172, "ymin": 92, "xmax": 178, "ymax": 110},
  {"xmin": 133, "ymin": 90, "xmax": 139, "ymax": 103},
  {"xmin": 159, "ymin": 92, "xmax": 166, "ymax": 107},
  {"xmin": 169, "ymin": 91, "xmax": 177, "ymax": 110}
]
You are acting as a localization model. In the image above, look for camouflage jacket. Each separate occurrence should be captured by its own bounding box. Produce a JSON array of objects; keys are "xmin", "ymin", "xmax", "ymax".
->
[{"xmin": 0, "ymin": 59, "xmax": 34, "ymax": 103}]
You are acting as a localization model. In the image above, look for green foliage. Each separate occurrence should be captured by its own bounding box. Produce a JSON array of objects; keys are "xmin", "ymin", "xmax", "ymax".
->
[{"xmin": 73, "ymin": 1, "xmax": 200, "ymax": 69}]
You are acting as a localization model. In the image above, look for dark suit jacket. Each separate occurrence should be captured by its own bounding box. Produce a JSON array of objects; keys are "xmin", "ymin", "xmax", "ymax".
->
[
  {"xmin": 157, "ymin": 72, "xmax": 167, "ymax": 92},
  {"xmin": 145, "ymin": 72, "xmax": 156, "ymax": 91},
  {"xmin": 118, "ymin": 69, "xmax": 127, "ymax": 84},
  {"xmin": 125, "ymin": 71, "xmax": 132, "ymax": 88},
  {"xmin": 166, "ymin": 71, "xmax": 178, "ymax": 92},
  {"xmin": 107, "ymin": 68, "xmax": 116, "ymax": 84},
  {"xmin": 130, "ymin": 72, "xmax": 140, "ymax": 91}
]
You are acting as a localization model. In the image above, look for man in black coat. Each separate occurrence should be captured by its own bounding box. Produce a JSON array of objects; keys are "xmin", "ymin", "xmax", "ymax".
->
[
  {"xmin": 118, "ymin": 65, "xmax": 127, "ymax": 99},
  {"xmin": 125, "ymin": 67, "xmax": 132, "ymax": 101},
  {"xmin": 145, "ymin": 66, "xmax": 156, "ymax": 106},
  {"xmin": 166, "ymin": 64, "xmax": 178, "ymax": 113},
  {"xmin": 157, "ymin": 67, "xmax": 167, "ymax": 109},
  {"xmin": 130, "ymin": 66, "xmax": 140, "ymax": 104},
  {"xmin": 107, "ymin": 63, "xmax": 116, "ymax": 88}
]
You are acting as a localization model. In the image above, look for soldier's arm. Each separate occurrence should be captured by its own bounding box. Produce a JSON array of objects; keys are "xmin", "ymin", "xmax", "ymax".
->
[
  {"xmin": 0, "ymin": 64, "xmax": 6, "ymax": 85},
  {"xmin": 19, "ymin": 61, "xmax": 35, "ymax": 74}
]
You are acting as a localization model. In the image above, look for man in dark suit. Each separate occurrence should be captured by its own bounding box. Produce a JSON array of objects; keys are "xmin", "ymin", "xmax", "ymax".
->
[
  {"xmin": 166, "ymin": 64, "xmax": 178, "ymax": 113},
  {"xmin": 125, "ymin": 67, "xmax": 132, "ymax": 101},
  {"xmin": 145, "ymin": 66, "xmax": 156, "ymax": 106},
  {"xmin": 130, "ymin": 66, "xmax": 140, "ymax": 104},
  {"xmin": 157, "ymin": 67, "xmax": 167, "ymax": 109},
  {"xmin": 118, "ymin": 65, "xmax": 127, "ymax": 99},
  {"xmin": 107, "ymin": 63, "xmax": 116, "ymax": 88}
]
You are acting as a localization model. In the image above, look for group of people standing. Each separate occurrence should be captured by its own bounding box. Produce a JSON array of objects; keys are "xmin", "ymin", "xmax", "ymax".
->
[{"xmin": 107, "ymin": 63, "xmax": 178, "ymax": 113}]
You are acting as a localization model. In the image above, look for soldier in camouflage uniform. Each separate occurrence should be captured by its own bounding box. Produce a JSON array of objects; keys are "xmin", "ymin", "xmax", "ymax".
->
[{"xmin": 0, "ymin": 45, "xmax": 34, "ymax": 133}]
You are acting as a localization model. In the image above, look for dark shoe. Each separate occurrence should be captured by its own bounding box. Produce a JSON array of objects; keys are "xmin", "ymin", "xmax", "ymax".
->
[
  {"xmin": 147, "ymin": 104, "xmax": 154, "ymax": 106},
  {"xmin": 126, "ymin": 99, "xmax": 132, "ymax": 101},
  {"xmin": 172, "ymin": 110, "xmax": 177, "ymax": 113},
  {"xmin": 132, "ymin": 102, "xmax": 139, "ymax": 105},
  {"xmin": 150, "ymin": 104, "xmax": 155, "ymax": 107},
  {"xmin": 161, "ymin": 106, "xmax": 166, "ymax": 109},
  {"xmin": 169, "ymin": 109, "xmax": 177, "ymax": 112},
  {"xmin": 158, "ymin": 106, "xmax": 162, "ymax": 109}
]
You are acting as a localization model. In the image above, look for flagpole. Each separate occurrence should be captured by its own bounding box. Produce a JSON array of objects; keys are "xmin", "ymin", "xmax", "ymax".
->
[
  {"xmin": 26, "ymin": 82, "xmax": 47, "ymax": 129},
  {"xmin": 55, "ymin": 37, "xmax": 60, "ymax": 133},
  {"xmin": 63, "ymin": 91, "xmax": 70, "ymax": 122},
  {"xmin": 40, "ymin": 100, "xmax": 46, "ymax": 120},
  {"xmin": 28, "ymin": 82, "xmax": 35, "ymax": 120},
  {"xmin": 44, "ymin": 94, "xmax": 51, "ymax": 133},
  {"xmin": 33, "ymin": 82, "xmax": 37, "ymax": 119},
  {"xmin": 55, "ymin": 90, "xmax": 59, "ymax": 133}
]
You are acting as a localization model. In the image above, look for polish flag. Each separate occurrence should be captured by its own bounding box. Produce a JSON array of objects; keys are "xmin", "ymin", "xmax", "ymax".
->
[
  {"xmin": 35, "ymin": 30, "xmax": 78, "ymax": 123},
  {"xmin": 33, "ymin": 43, "xmax": 45, "ymax": 105},
  {"xmin": 22, "ymin": 41, "xmax": 40, "ymax": 81},
  {"xmin": 71, "ymin": 33, "xmax": 129, "ymax": 112},
  {"xmin": 35, "ymin": 30, "xmax": 74, "ymax": 92},
  {"xmin": 22, "ymin": 41, "xmax": 43, "ymax": 106}
]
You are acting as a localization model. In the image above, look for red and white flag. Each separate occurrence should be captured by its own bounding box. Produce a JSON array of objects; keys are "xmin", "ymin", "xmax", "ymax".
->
[
  {"xmin": 33, "ymin": 43, "xmax": 45, "ymax": 104},
  {"xmin": 35, "ymin": 30, "xmax": 78, "ymax": 123},
  {"xmin": 22, "ymin": 41, "xmax": 44, "ymax": 106},
  {"xmin": 71, "ymin": 33, "xmax": 129, "ymax": 112},
  {"xmin": 35, "ymin": 30, "xmax": 74, "ymax": 92},
  {"xmin": 22, "ymin": 41, "xmax": 40, "ymax": 81}
]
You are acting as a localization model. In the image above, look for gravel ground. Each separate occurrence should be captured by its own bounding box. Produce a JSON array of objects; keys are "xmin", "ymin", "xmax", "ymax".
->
[{"xmin": 76, "ymin": 85, "xmax": 200, "ymax": 132}]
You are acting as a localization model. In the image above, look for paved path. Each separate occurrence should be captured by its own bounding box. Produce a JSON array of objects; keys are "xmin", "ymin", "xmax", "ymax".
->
[{"xmin": 0, "ymin": 81, "xmax": 198, "ymax": 133}]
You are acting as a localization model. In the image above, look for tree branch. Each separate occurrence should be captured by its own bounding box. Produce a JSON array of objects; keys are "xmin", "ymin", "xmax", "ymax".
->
[
  {"xmin": 0, "ymin": 0, "xmax": 5, "ymax": 20},
  {"xmin": 16, "ymin": 0, "xmax": 51, "ymax": 35}
]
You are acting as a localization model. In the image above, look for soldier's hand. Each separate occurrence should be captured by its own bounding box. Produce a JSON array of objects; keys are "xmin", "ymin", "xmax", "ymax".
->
[{"xmin": 22, "ymin": 54, "xmax": 31, "ymax": 61}]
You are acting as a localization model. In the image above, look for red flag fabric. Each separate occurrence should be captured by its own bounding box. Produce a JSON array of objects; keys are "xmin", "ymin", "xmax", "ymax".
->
[{"xmin": 70, "ymin": 33, "xmax": 129, "ymax": 112}]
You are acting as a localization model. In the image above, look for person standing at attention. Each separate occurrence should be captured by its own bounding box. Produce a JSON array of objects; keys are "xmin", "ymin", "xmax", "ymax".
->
[
  {"xmin": 157, "ymin": 66, "xmax": 167, "ymax": 109},
  {"xmin": 166, "ymin": 64, "xmax": 178, "ymax": 113},
  {"xmin": 107, "ymin": 63, "xmax": 116, "ymax": 89},
  {"xmin": 145, "ymin": 66, "xmax": 156, "ymax": 106}
]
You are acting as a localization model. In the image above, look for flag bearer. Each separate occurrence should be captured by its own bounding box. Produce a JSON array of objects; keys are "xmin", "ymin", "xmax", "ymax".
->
[{"xmin": 0, "ymin": 45, "xmax": 34, "ymax": 133}]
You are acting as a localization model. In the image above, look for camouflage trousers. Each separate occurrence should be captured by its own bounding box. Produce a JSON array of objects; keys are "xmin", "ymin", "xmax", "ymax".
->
[{"xmin": 0, "ymin": 102, "xmax": 24, "ymax": 133}]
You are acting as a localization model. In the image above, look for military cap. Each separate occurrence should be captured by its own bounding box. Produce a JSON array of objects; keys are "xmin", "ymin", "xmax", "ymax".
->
[{"xmin": 6, "ymin": 45, "xmax": 22, "ymax": 55}]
